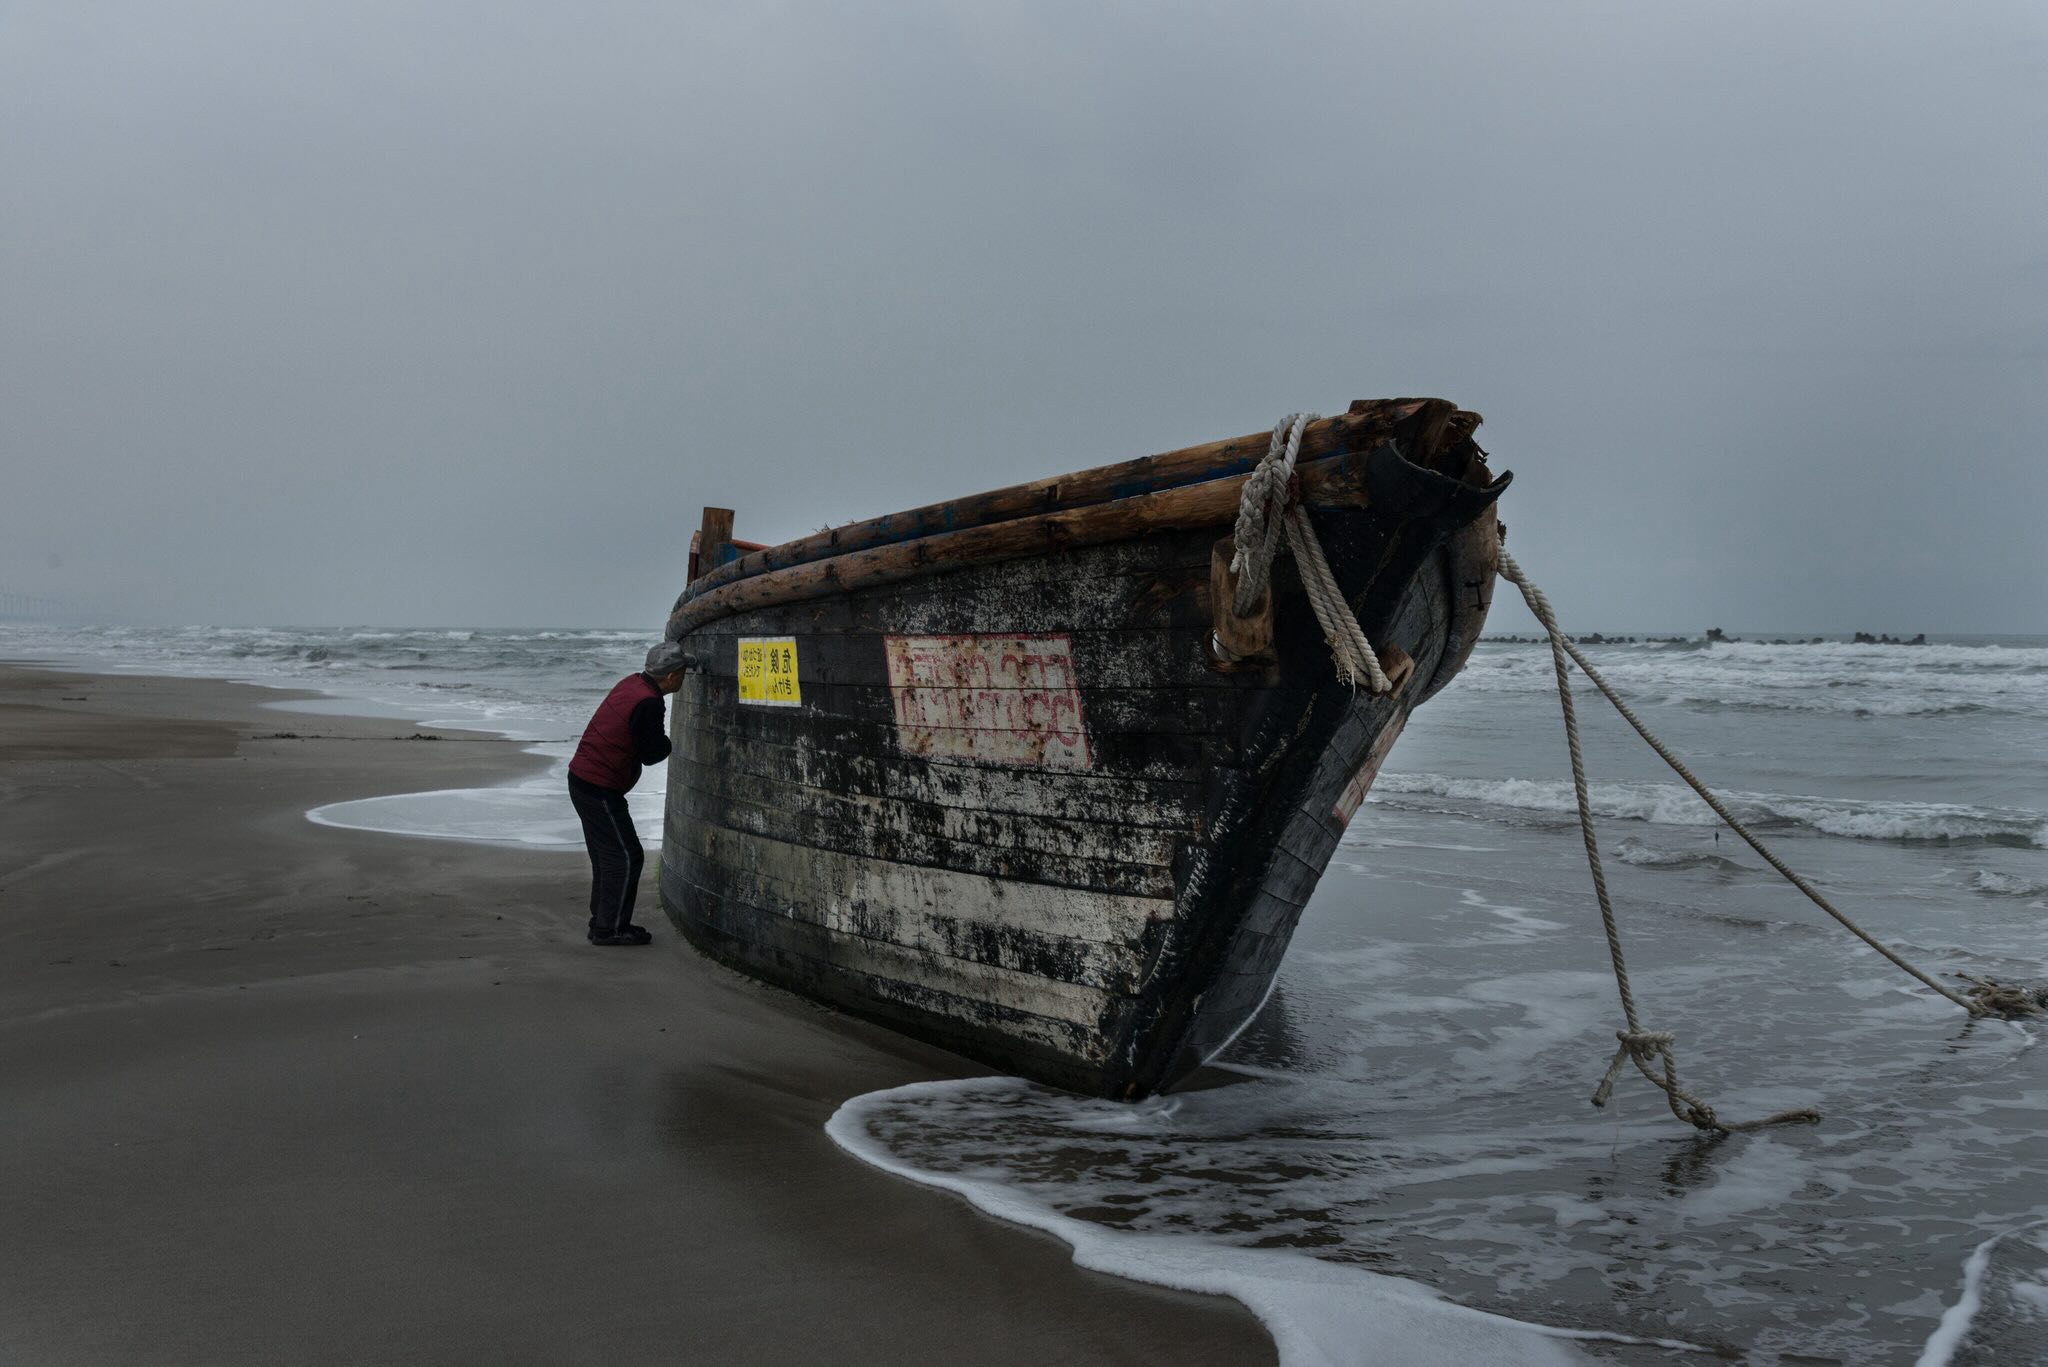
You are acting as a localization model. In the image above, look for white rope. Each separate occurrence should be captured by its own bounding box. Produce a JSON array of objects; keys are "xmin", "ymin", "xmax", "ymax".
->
[
  {"xmin": 1500, "ymin": 547, "xmax": 1988, "ymax": 1016},
  {"xmin": 1497, "ymin": 544, "xmax": 1821, "ymax": 1132},
  {"xmin": 1493, "ymin": 542, "xmax": 2047, "ymax": 1132},
  {"xmin": 1230, "ymin": 414, "xmax": 1393, "ymax": 693}
]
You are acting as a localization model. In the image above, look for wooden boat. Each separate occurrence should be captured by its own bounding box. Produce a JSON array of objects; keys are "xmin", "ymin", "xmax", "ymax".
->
[{"xmin": 659, "ymin": 398, "xmax": 1509, "ymax": 1098}]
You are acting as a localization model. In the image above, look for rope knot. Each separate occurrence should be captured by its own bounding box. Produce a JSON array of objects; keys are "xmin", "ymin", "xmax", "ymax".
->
[
  {"xmin": 1677, "ymin": 1101, "xmax": 1722, "ymax": 1132},
  {"xmin": 1494, "ymin": 538, "xmax": 2008, "ymax": 1134},
  {"xmin": 1228, "ymin": 414, "xmax": 1312, "ymax": 610},
  {"xmin": 1620, "ymin": 1029, "xmax": 1675, "ymax": 1064},
  {"xmin": 1957, "ymin": 973, "xmax": 2047, "ymax": 1019},
  {"xmin": 1228, "ymin": 413, "xmax": 1395, "ymax": 693}
]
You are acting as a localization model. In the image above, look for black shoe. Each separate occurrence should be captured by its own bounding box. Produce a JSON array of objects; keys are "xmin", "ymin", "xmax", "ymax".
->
[{"xmin": 588, "ymin": 925, "xmax": 652, "ymax": 946}]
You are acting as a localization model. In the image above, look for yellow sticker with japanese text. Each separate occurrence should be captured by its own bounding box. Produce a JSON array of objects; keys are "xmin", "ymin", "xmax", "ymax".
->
[{"xmin": 736, "ymin": 637, "xmax": 801, "ymax": 706}]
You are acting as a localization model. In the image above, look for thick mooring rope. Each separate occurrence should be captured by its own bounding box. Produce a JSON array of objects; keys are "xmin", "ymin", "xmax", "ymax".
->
[
  {"xmin": 1494, "ymin": 544, "xmax": 2042, "ymax": 1133},
  {"xmin": 1496, "ymin": 547, "xmax": 1820, "ymax": 1133},
  {"xmin": 1230, "ymin": 414, "xmax": 1394, "ymax": 692}
]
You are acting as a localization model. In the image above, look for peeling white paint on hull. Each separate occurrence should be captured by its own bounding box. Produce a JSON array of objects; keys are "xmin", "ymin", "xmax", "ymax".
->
[{"xmin": 661, "ymin": 401, "xmax": 1508, "ymax": 1096}]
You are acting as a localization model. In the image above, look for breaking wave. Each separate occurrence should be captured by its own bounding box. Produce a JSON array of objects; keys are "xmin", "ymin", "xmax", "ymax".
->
[
  {"xmin": 1967, "ymin": 870, "xmax": 2048, "ymax": 900},
  {"xmin": 1456, "ymin": 640, "xmax": 2048, "ymax": 718},
  {"xmin": 1609, "ymin": 836, "xmax": 1751, "ymax": 872},
  {"xmin": 828, "ymin": 1079, "xmax": 1674, "ymax": 1367},
  {"xmin": 0, "ymin": 622, "xmax": 657, "ymax": 742},
  {"xmin": 1373, "ymin": 773, "xmax": 2048, "ymax": 848}
]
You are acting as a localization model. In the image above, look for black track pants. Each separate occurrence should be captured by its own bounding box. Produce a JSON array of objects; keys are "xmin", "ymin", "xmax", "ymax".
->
[{"xmin": 568, "ymin": 774, "xmax": 644, "ymax": 936}]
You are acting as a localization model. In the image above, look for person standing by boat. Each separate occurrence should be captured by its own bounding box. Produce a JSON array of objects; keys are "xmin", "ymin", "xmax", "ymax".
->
[{"xmin": 568, "ymin": 642, "xmax": 691, "ymax": 946}]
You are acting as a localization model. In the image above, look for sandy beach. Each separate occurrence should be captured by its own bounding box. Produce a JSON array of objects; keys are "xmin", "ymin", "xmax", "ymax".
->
[{"xmin": 0, "ymin": 663, "xmax": 1273, "ymax": 1366}]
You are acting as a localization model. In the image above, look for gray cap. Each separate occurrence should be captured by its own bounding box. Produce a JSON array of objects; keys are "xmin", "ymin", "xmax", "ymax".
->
[{"xmin": 645, "ymin": 640, "xmax": 691, "ymax": 677}]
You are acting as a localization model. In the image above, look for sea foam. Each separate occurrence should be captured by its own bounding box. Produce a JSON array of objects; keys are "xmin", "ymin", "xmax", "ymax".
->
[
  {"xmin": 306, "ymin": 751, "xmax": 665, "ymax": 848},
  {"xmin": 1453, "ymin": 639, "xmax": 2048, "ymax": 719},
  {"xmin": 1373, "ymin": 773, "xmax": 2048, "ymax": 847},
  {"xmin": 1917, "ymin": 1219, "xmax": 2048, "ymax": 1367},
  {"xmin": 826, "ymin": 1078, "xmax": 1698, "ymax": 1367},
  {"xmin": 1611, "ymin": 835, "xmax": 1750, "ymax": 872},
  {"xmin": 1967, "ymin": 869, "xmax": 2048, "ymax": 900}
]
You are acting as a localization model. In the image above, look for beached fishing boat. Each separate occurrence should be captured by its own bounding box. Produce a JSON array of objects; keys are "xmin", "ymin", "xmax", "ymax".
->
[{"xmin": 659, "ymin": 398, "xmax": 1509, "ymax": 1098}]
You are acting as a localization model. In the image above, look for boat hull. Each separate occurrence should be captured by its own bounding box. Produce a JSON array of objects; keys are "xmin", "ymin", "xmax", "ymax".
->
[{"xmin": 661, "ymin": 407, "xmax": 1501, "ymax": 1096}]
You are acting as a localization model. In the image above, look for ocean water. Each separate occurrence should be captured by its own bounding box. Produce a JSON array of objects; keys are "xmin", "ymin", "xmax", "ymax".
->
[
  {"xmin": 0, "ymin": 622, "xmax": 674, "ymax": 845},
  {"xmin": 8, "ymin": 621, "xmax": 2046, "ymax": 1363}
]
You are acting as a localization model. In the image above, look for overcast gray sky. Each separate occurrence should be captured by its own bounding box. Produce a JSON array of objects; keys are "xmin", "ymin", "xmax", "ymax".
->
[{"xmin": 3, "ymin": 1, "xmax": 2043, "ymax": 633}]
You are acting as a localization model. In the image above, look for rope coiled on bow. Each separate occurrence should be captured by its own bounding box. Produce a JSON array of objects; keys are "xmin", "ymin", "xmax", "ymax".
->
[{"xmin": 1230, "ymin": 414, "xmax": 1393, "ymax": 693}]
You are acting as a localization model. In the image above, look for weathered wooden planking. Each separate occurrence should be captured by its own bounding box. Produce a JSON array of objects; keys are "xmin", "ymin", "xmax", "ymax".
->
[
  {"xmin": 674, "ymin": 725, "xmax": 1205, "ymax": 830},
  {"xmin": 674, "ymin": 754, "xmax": 1180, "ymax": 868},
  {"xmin": 685, "ymin": 670, "xmax": 1241, "ymax": 738},
  {"xmin": 667, "ymin": 835, "xmax": 1149, "ymax": 993},
  {"xmin": 691, "ymin": 555, "xmax": 1221, "ymax": 632},
  {"xmin": 675, "ymin": 885, "xmax": 1109, "ymax": 1069},
  {"xmin": 671, "ymin": 819, "xmax": 1171, "ymax": 946},
  {"xmin": 689, "ymin": 695, "xmax": 1220, "ymax": 778},
  {"xmin": 688, "ymin": 564, "xmax": 1220, "ymax": 638},
  {"xmin": 684, "ymin": 622, "xmax": 1260, "ymax": 692},
  {"xmin": 673, "ymin": 858, "xmax": 1144, "ymax": 998},
  {"xmin": 675, "ymin": 758, "xmax": 1181, "ymax": 878},
  {"xmin": 668, "ymin": 846, "xmax": 1131, "ymax": 1030},
  {"xmin": 674, "ymin": 773, "xmax": 1178, "ymax": 900},
  {"xmin": 687, "ymin": 692, "xmax": 1220, "ymax": 781},
  {"xmin": 1415, "ymin": 505, "xmax": 1498, "ymax": 706},
  {"xmin": 1096, "ymin": 529, "xmax": 1462, "ymax": 1094},
  {"xmin": 1145, "ymin": 577, "xmax": 1455, "ymax": 1078},
  {"xmin": 682, "ymin": 629, "xmax": 1244, "ymax": 766},
  {"xmin": 671, "ymin": 889, "xmax": 1105, "ymax": 1057}
]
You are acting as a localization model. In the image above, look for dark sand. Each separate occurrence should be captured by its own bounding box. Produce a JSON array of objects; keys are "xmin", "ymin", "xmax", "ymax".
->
[{"xmin": 0, "ymin": 665, "xmax": 1273, "ymax": 1366}]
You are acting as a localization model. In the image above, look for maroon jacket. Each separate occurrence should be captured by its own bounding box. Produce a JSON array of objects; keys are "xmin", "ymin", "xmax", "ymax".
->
[{"xmin": 569, "ymin": 673, "xmax": 671, "ymax": 794}]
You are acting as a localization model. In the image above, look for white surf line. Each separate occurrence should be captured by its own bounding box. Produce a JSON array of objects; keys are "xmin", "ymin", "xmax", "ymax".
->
[
  {"xmin": 1916, "ymin": 1216, "xmax": 2048, "ymax": 1367},
  {"xmin": 279, "ymin": 695, "xmax": 603, "ymax": 849},
  {"xmin": 303, "ymin": 770, "xmax": 580, "ymax": 849},
  {"xmin": 5, "ymin": 638, "xmax": 621, "ymax": 849},
  {"xmin": 827, "ymin": 1078, "xmax": 1709, "ymax": 1367}
]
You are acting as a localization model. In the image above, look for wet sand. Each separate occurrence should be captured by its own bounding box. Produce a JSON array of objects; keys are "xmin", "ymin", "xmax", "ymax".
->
[{"xmin": 0, "ymin": 664, "xmax": 1272, "ymax": 1366}]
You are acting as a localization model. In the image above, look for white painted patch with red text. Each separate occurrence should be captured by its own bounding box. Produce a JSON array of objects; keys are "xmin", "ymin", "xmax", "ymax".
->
[{"xmin": 884, "ymin": 634, "xmax": 1091, "ymax": 770}]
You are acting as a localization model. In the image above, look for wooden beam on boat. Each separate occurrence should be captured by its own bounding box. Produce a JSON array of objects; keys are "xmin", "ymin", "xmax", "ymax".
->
[
  {"xmin": 691, "ymin": 507, "xmax": 736, "ymax": 585},
  {"xmin": 1206, "ymin": 535, "xmax": 1276, "ymax": 670},
  {"xmin": 668, "ymin": 440, "xmax": 1396, "ymax": 638},
  {"xmin": 676, "ymin": 399, "xmax": 1462, "ymax": 608}
]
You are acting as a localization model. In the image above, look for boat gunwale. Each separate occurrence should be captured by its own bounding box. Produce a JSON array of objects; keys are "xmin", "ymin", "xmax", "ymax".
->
[
  {"xmin": 668, "ymin": 434, "xmax": 1422, "ymax": 638},
  {"xmin": 673, "ymin": 401, "xmax": 1462, "ymax": 608}
]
